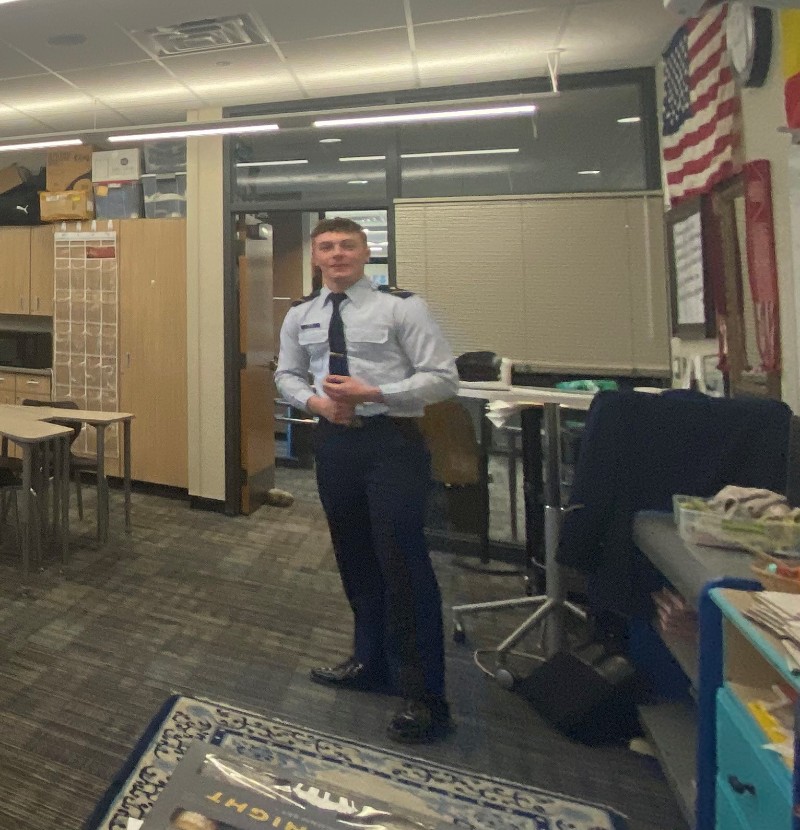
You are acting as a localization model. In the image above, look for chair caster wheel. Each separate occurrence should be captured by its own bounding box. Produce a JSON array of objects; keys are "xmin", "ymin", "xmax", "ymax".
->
[
  {"xmin": 494, "ymin": 667, "xmax": 516, "ymax": 689},
  {"xmin": 453, "ymin": 625, "xmax": 466, "ymax": 644}
]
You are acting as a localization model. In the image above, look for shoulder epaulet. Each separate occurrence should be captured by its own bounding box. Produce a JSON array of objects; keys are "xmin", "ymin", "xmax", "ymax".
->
[
  {"xmin": 377, "ymin": 285, "xmax": 415, "ymax": 299},
  {"xmin": 291, "ymin": 288, "xmax": 321, "ymax": 308}
]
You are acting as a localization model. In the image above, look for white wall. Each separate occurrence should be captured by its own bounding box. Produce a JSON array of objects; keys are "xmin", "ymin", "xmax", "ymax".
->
[
  {"xmin": 186, "ymin": 108, "xmax": 226, "ymax": 501},
  {"xmin": 740, "ymin": 17, "xmax": 799, "ymax": 412}
]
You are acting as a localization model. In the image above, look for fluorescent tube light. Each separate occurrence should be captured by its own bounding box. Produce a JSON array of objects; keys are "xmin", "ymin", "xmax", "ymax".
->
[
  {"xmin": 237, "ymin": 159, "xmax": 308, "ymax": 167},
  {"xmin": 347, "ymin": 180, "xmax": 369, "ymax": 185},
  {"xmin": 315, "ymin": 104, "xmax": 536, "ymax": 128},
  {"xmin": 339, "ymin": 155, "xmax": 387, "ymax": 162},
  {"xmin": 109, "ymin": 123, "xmax": 279, "ymax": 142},
  {"xmin": 0, "ymin": 138, "xmax": 82, "ymax": 152},
  {"xmin": 402, "ymin": 148, "xmax": 519, "ymax": 159},
  {"xmin": 319, "ymin": 138, "xmax": 342, "ymax": 143},
  {"xmin": 577, "ymin": 170, "xmax": 601, "ymax": 175},
  {"xmin": 617, "ymin": 116, "xmax": 641, "ymax": 124}
]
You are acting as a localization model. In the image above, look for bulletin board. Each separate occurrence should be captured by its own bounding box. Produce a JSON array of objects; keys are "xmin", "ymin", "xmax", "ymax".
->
[{"xmin": 52, "ymin": 230, "xmax": 120, "ymax": 460}]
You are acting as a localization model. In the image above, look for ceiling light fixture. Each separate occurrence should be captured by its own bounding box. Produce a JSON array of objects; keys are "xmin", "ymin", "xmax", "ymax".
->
[
  {"xmin": 577, "ymin": 170, "xmax": 601, "ymax": 175},
  {"xmin": 347, "ymin": 180, "xmax": 369, "ymax": 185},
  {"xmin": 339, "ymin": 155, "xmax": 387, "ymax": 162},
  {"xmin": 0, "ymin": 137, "xmax": 82, "ymax": 152},
  {"xmin": 319, "ymin": 138, "xmax": 342, "ymax": 144},
  {"xmin": 402, "ymin": 148, "xmax": 520, "ymax": 159},
  {"xmin": 237, "ymin": 159, "xmax": 308, "ymax": 167},
  {"xmin": 109, "ymin": 123, "xmax": 279, "ymax": 142},
  {"xmin": 617, "ymin": 116, "xmax": 641, "ymax": 124},
  {"xmin": 314, "ymin": 104, "xmax": 536, "ymax": 128}
]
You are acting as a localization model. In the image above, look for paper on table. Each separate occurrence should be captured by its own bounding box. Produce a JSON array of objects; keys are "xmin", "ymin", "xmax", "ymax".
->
[
  {"xmin": 486, "ymin": 400, "xmax": 523, "ymax": 429},
  {"xmin": 126, "ymin": 820, "xmax": 143, "ymax": 830}
]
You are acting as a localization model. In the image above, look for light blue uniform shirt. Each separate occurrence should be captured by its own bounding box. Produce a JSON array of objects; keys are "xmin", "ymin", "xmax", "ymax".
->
[{"xmin": 275, "ymin": 277, "xmax": 459, "ymax": 418}]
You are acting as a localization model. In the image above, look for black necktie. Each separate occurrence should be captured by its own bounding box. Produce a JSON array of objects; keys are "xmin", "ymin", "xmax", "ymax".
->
[{"xmin": 328, "ymin": 293, "xmax": 349, "ymax": 376}]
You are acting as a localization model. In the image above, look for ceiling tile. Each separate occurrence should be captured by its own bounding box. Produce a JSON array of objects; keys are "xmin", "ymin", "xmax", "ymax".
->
[
  {"xmin": 0, "ymin": 49, "xmax": 49, "ymax": 81},
  {"xmin": 107, "ymin": 104, "xmax": 191, "ymax": 128},
  {"xmin": 280, "ymin": 30, "xmax": 415, "ymax": 97},
  {"xmin": 160, "ymin": 46, "xmax": 301, "ymax": 107},
  {"xmin": 62, "ymin": 62, "xmax": 205, "ymax": 108},
  {"xmin": 409, "ymin": 0, "xmax": 563, "ymax": 25},
  {"xmin": 414, "ymin": 13, "xmax": 560, "ymax": 86},
  {"xmin": 0, "ymin": 1, "xmax": 151, "ymax": 71},
  {"xmin": 0, "ymin": 74, "xmax": 98, "ymax": 119},
  {"xmin": 563, "ymin": 0, "xmax": 677, "ymax": 72},
  {"xmin": 251, "ymin": 0, "xmax": 406, "ymax": 43}
]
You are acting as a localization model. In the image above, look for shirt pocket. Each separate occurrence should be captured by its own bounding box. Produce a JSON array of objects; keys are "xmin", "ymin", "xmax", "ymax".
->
[
  {"xmin": 298, "ymin": 327, "xmax": 328, "ymax": 357},
  {"xmin": 347, "ymin": 326, "xmax": 389, "ymax": 361}
]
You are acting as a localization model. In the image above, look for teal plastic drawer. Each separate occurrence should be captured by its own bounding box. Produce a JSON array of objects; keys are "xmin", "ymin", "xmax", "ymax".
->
[
  {"xmin": 715, "ymin": 777, "xmax": 750, "ymax": 830},
  {"xmin": 716, "ymin": 686, "xmax": 791, "ymax": 829}
]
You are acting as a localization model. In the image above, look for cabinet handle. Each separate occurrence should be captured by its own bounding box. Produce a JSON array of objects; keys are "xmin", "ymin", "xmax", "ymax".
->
[
  {"xmin": 35, "ymin": 297, "xmax": 40, "ymax": 311},
  {"xmin": 727, "ymin": 775, "xmax": 756, "ymax": 796},
  {"xmin": 126, "ymin": 352, "xmax": 131, "ymax": 368},
  {"xmin": 26, "ymin": 380, "xmax": 39, "ymax": 386},
  {"xmin": 18, "ymin": 297, "xmax": 23, "ymax": 311}
]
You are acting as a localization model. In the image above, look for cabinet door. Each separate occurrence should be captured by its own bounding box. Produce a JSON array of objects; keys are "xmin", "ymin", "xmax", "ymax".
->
[
  {"xmin": 0, "ymin": 227, "xmax": 31, "ymax": 314},
  {"xmin": 119, "ymin": 219, "xmax": 187, "ymax": 487},
  {"xmin": 29, "ymin": 225, "xmax": 54, "ymax": 317}
]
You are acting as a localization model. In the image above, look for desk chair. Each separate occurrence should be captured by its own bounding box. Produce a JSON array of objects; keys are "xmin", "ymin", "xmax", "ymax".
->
[{"xmin": 22, "ymin": 399, "xmax": 98, "ymax": 521}]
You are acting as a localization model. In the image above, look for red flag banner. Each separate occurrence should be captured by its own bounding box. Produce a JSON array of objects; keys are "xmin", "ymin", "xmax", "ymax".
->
[
  {"xmin": 743, "ymin": 160, "xmax": 781, "ymax": 372},
  {"xmin": 662, "ymin": 4, "xmax": 742, "ymax": 205}
]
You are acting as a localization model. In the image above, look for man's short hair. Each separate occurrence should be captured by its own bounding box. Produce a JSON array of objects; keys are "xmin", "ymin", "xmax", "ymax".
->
[{"xmin": 311, "ymin": 217, "xmax": 367, "ymax": 244}]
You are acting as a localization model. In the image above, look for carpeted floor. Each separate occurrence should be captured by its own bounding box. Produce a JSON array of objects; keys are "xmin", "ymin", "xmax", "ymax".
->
[{"xmin": 0, "ymin": 467, "xmax": 687, "ymax": 830}]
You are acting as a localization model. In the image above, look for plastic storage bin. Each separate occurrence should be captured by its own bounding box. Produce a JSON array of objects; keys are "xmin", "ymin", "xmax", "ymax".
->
[
  {"xmin": 141, "ymin": 173, "xmax": 186, "ymax": 218},
  {"xmin": 93, "ymin": 181, "xmax": 143, "ymax": 219},
  {"xmin": 674, "ymin": 495, "xmax": 800, "ymax": 555},
  {"xmin": 143, "ymin": 141, "xmax": 187, "ymax": 173}
]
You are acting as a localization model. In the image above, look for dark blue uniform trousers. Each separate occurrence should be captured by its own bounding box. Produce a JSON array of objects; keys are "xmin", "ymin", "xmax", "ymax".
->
[{"xmin": 314, "ymin": 414, "xmax": 445, "ymax": 699}]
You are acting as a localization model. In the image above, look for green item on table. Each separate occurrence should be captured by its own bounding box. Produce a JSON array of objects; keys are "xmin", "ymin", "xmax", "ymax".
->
[{"xmin": 556, "ymin": 379, "xmax": 618, "ymax": 392}]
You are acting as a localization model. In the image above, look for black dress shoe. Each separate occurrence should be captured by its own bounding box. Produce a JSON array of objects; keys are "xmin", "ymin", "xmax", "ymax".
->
[
  {"xmin": 386, "ymin": 695, "xmax": 453, "ymax": 743},
  {"xmin": 310, "ymin": 657, "xmax": 390, "ymax": 692}
]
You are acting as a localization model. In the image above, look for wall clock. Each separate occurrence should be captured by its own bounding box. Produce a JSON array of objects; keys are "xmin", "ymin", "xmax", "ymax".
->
[{"xmin": 725, "ymin": 2, "xmax": 773, "ymax": 88}]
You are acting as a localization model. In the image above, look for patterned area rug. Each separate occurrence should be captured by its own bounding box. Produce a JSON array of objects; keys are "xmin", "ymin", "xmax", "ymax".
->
[{"xmin": 85, "ymin": 695, "xmax": 628, "ymax": 830}]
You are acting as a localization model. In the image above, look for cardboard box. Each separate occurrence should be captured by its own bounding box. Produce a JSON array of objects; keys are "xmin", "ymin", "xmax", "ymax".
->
[
  {"xmin": 46, "ymin": 146, "xmax": 96, "ymax": 192},
  {"xmin": 93, "ymin": 181, "xmax": 142, "ymax": 219},
  {"xmin": 92, "ymin": 148, "xmax": 142, "ymax": 183},
  {"xmin": 39, "ymin": 190, "xmax": 94, "ymax": 222},
  {"xmin": 0, "ymin": 163, "xmax": 29, "ymax": 195}
]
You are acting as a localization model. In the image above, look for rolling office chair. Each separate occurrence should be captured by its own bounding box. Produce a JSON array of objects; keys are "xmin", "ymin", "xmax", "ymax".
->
[{"xmin": 21, "ymin": 399, "xmax": 98, "ymax": 520}]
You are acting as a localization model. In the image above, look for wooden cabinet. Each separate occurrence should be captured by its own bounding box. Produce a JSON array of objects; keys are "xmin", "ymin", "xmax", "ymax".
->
[
  {"xmin": 29, "ymin": 225, "xmax": 54, "ymax": 316},
  {"xmin": 0, "ymin": 226, "xmax": 54, "ymax": 316},
  {"xmin": 118, "ymin": 219, "xmax": 187, "ymax": 488},
  {"xmin": 14, "ymin": 371, "xmax": 51, "ymax": 403}
]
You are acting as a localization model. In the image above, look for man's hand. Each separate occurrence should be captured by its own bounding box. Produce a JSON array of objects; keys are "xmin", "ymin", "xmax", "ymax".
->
[
  {"xmin": 323, "ymin": 375, "xmax": 383, "ymax": 406},
  {"xmin": 308, "ymin": 395, "xmax": 356, "ymax": 425}
]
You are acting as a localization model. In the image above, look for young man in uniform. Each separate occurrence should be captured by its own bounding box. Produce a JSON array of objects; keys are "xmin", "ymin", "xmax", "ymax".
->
[{"xmin": 275, "ymin": 217, "xmax": 459, "ymax": 743}]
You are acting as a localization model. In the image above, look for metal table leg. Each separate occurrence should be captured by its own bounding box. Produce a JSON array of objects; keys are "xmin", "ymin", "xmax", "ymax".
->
[
  {"xmin": 123, "ymin": 418, "xmax": 131, "ymax": 533},
  {"xmin": 96, "ymin": 424, "xmax": 107, "ymax": 543}
]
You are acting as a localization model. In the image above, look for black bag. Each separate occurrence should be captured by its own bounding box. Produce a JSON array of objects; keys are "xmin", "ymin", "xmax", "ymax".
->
[
  {"xmin": 514, "ymin": 647, "xmax": 641, "ymax": 746},
  {"xmin": 455, "ymin": 351, "xmax": 500, "ymax": 382},
  {"xmin": 0, "ymin": 186, "xmax": 41, "ymax": 225}
]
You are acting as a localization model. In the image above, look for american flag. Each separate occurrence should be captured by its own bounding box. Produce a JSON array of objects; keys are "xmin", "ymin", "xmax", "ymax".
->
[{"xmin": 662, "ymin": 4, "xmax": 741, "ymax": 205}]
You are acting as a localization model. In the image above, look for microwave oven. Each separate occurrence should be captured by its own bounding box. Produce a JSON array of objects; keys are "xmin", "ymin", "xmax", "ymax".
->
[{"xmin": 0, "ymin": 329, "xmax": 52, "ymax": 369}]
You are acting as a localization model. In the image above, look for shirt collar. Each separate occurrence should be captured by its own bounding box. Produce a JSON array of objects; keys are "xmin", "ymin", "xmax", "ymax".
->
[{"xmin": 321, "ymin": 277, "xmax": 372, "ymax": 308}]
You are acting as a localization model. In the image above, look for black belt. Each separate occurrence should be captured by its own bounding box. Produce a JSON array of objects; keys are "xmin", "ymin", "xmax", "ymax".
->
[{"xmin": 319, "ymin": 414, "xmax": 421, "ymax": 438}]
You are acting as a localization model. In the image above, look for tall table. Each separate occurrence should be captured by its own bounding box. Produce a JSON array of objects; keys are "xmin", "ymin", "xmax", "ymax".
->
[
  {"xmin": 0, "ymin": 405, "xmax": 134, "ymax": 546},
  {"xmin": 0, "ymin": 416, "xmax": 73, "ymax": 574},
  {"xmin": 454, "ymin": 384, "xmax": 594, "ymax": 668}
]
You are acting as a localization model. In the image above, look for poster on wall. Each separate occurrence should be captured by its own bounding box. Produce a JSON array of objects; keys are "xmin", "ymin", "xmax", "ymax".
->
[{"xmin": 666, "ymin": 197, "xmax": 715, "ymax": 339}]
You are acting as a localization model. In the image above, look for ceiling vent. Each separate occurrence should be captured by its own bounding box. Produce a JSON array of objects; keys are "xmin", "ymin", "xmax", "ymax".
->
[{"xmin": 132, "ymin": 14, "xmax": 268, "ymax": 57}]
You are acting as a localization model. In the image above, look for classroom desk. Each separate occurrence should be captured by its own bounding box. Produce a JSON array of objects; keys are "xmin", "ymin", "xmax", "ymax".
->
[
  {"xmin": 0, "ymin": 405, "xmax": 134, "ymax": 546},
  {"xmin": 0, "ymin": 415, "xmax": 72, "ymax": 574},
  {"xmin": 454, "ymin": 384, "xmax": 594, "ymax": 656}
]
